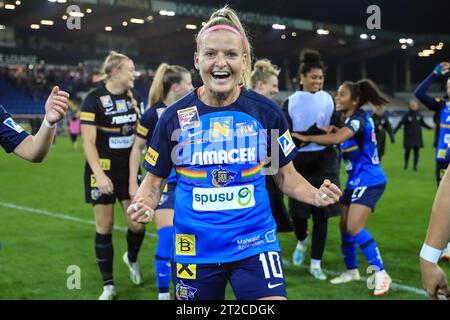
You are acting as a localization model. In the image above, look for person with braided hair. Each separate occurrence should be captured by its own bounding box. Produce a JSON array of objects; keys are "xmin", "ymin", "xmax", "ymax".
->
[{"xmin": 80, "ymin": 51, "xmax": 146, "ymax": 300}]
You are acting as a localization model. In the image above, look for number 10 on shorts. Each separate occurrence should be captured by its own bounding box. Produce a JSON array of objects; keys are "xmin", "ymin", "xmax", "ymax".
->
[{"xmin": 259, "ymin": 252, "xmax": 283, "ymax": 279}]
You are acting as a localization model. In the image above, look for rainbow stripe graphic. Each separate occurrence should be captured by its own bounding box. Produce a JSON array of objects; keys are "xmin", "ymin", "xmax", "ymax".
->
[
  {"xmin": 176, "ymin": 167, "xmax": 207, "ymax": 181},
  {"xmin": 342, "ymin": 145, "xmax": 358, "ymax": 153},
  {"xmin": 97, "ymin": 126, "xmax": 121, "ymax": 134},
  {"xmin": 241, "ymin": 162, "xmax": 264, "ymax": 179}
]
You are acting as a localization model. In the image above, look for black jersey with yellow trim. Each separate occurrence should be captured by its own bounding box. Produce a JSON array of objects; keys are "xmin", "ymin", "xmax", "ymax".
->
[{"xmin": 80, "ymin": 84, "xmax": 144, "ymax": 163}]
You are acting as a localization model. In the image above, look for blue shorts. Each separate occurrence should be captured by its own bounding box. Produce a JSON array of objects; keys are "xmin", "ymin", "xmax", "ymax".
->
[
  {"xmin": 340, "ymin": 185, "xmax": 385, "ymax": 211},
  {"xmin": 155, "ymin": 183, "xmax": 176, "ymax": 210},
  {"xmin": 172, "ymin": 251, "xmax": 287, "ymax": 300}
]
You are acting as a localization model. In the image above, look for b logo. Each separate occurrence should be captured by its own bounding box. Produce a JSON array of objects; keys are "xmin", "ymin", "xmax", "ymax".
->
[{"xmin": 176, "ymin": 234, "xmax": 196, "ymax": 256}]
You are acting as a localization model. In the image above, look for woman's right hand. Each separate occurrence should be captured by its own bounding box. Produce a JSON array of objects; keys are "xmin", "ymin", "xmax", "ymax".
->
[{"xmin": 95, "ymin": 172, "xmax": 114, "ymax": 195}]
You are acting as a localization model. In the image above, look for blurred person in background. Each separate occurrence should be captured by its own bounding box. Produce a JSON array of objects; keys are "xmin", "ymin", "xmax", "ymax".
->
[
  {"xmin": 80, "ymin": 51, "xmax": 145, "ymax": 300},
  {"xmin": 282, "ymin": 49, "xmax": 343, "ymax": 280},
  {"xmin": 250, "ymin": 59, "xmax": 293, "ymax": 233},
  {"xmin": 372, "ymin": 105, "xmax": 395, "ymax": 162},
  {"xmin": 129, "ymin": 63, "xmax": 193, "ymax": 300},
  {"xmin": 394, "ymin": 99, "xmax": 432, "ymax": 171}
]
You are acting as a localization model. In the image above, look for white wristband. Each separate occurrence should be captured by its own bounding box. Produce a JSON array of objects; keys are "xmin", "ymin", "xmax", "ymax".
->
[
  {"xmin": 43, "ymin": 117, "xmax": 56, "ymax": 129},
  {"xmin": 420, "ymin": 243, "xmax": 442, "ymax": 264}
]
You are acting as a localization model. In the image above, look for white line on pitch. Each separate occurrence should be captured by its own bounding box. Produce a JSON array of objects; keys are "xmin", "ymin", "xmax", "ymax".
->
[
  {"xmin": 0, "ymin": 200, "xmax": 427, "ymax": 297},
  {"xmin": 0, "ymin": 200, "xmax": 156, "ymax": 238}
]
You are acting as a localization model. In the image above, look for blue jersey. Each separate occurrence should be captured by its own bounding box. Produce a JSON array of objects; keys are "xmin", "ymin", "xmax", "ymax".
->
[
  {"xmin": 436, "ymin": 102, "xmax": 450, "ymax": 162},
  {"xmin": 414, "ymin": 72, "xmax": 450, "ymax": 162},
  {"xmin": 136, "ymin": 102, "xmax": 176, "ymax": 183},
  {"xmin": 143, "ymin": 88, "xmax": 297, "ymax": 264},
  {"xmin": 341, "ymin": 109, "xmax": 386, "ymax": 189},
  {"xmin": 0, "ymin": 104, "xmax": 29, "ymax": 153}
]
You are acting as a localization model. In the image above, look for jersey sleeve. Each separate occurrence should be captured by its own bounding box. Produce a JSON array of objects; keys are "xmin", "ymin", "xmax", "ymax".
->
[
  {"xmin": 414, "ymin": 72, "xmax": 446, "ymax": 112},
  {"xmin": 135, "ymin": 108, "xmax": 158, "ymax": 141},
  {"xmin": 0, "ymin": 105, "xmax": 30, "ymax": 153},
  {"xmin": 345, "ymin": 112, "xmax": 366, "ymax": 136},
  {"xmin": 80, "ymin": 93, "xmax": 98, "ymax": 125},
  {"xmin": 270, "ymin": 107, "xmax": 297, "ymax": 168},
  {"xmin": 142, "ymin": 115, "xmax": 174, "ymax": 178}
]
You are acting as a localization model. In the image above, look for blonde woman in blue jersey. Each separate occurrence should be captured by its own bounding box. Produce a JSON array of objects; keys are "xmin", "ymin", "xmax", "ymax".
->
[
  {"xmin": 294, "ymin": 79, "xmax": 392, "ymax": 296},
  {"xmin": 129, "ymin": 63, "xmax": 193, "ymax": 300},
  {"xmin": 126, "ymin": 6, "xmax": 341, "ymax": 300}
]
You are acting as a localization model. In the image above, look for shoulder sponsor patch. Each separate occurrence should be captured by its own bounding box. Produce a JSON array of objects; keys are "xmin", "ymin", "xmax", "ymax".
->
[
  {"xmin": 145, "ymin": 147, "xmax": 159, "ymax": 166},
  {"xmin": 277, "ymin": 130, "xmax": 295, "ymax": 156},
  {"xmin": 136, "ymin": 123, "xmax": 149, "ymax": 137},
  {"xmin": 177, "ymin": 106, "xmax": 200, "ymax": 131},
  {"xmin": 175, "ymin": 234, "xmax": 196, "ymax": 256},
  {"xmin": 3, "ymin": 117, "xmax": 24, "ymax": 133},
  {"xmin": 80, "ymin": 112, "xmax": 95, "ymax": 122},
  {"xmin": 350, "ymin": 119, "xmax": 360, "ymax": 132}
]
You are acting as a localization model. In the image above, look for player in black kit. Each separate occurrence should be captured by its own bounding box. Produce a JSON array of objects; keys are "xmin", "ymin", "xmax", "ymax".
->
[{"xmin": 80, "ymin": 51, "xmax": 146, "ymax": 300}]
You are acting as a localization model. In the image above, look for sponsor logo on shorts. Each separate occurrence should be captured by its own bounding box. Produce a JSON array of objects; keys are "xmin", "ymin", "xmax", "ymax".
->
[
  {"xmin": 177, "ymin": 106, "xmax": 200, "ymax": 131},
  {"xmin": 108, "ymin": 136, "xmax": 134, "ymax": 149},
  {"xmin": 145, "ymin": 147, "xmax": 159, "ymax": 166},
  {"xmin": 3, "ymin": 117, "xmax": 24, "ymax": 133},
  {"xmin": 176, "ymin": 263, "xmax": 197, "ymax": 280},
  {"xmin": 176, "ymin": 280, "xmax": 197, "ymax": 300},
  {"xmin": 211, "ymin": 166, "xmax": 237, "ymax": 187},
  {"xmin": 91, "ymin": 188, "xmax": 101, "ymax": 201},
  {"xmin": 193, "ymin": 185, "xmax": 255, "ymax": 211},
  {"xmin": 176, "ymin": 234, "xmax": 196, "ymax": 256},
  {"xmin": 268, "ymin": 282, "xmax": 283, "ymax": 289}
]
